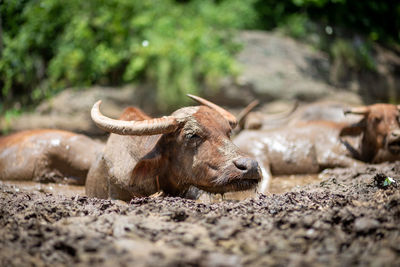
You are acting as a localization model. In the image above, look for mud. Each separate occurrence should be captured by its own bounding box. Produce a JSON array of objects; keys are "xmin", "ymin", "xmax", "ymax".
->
[{"xmin": 1, "ymin": 163, "xmax": 400, "ymax": 267}]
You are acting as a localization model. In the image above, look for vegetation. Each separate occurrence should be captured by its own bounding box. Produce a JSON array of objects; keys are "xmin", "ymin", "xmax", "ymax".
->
[
  {"xmin": 1, "ymin": 0, "xmax": 399, "ymax": 113},
  {"xmin": 254, "ymin": 0, "xmax": 400, "ymax": 44},
  {"xmin": 253, "ymin": 0, "xmax": 399, "ymax": 75},
  {"xmin": 0, "ymin": 0, "xmax": 255, "ymax": 112}
]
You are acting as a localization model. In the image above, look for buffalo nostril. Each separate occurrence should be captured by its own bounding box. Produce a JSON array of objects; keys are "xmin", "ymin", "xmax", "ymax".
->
[
  {"xmin": 234, "ymin": 158, "xmax": 248, "ymax": 171},
  {"xmin": 234, "ymin": 158, "xmax": 259, "ymax": 173},
  {"xmin": 392, "ymin": 131, "xmax": 400, "ymax": 137}
]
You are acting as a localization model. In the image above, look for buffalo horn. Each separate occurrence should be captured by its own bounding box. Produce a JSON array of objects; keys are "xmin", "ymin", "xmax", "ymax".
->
[
  {"xmin": 237, "ymin": 100, "xmax": 259, "ymax": 128},
  {"xmin": 187, "ymin": 94, "xmax": 237, "ymax": 127},
  {"xmin": 91, "ymin": 100, "xmax": 178, "ymax": 135},
  {"xmin": 344, "ymin": 106, "xmax": 369, "ymax": 115}
]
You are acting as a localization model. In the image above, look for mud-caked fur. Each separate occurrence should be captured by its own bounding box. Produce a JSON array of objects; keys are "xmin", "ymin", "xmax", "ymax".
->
[
  {"xmin": 85, "ymin": 106, "xmax": 262, "ymax": 201},
  {"xmin": 0, "ymin": 129, "xmax": 104, "ymax": 184}
]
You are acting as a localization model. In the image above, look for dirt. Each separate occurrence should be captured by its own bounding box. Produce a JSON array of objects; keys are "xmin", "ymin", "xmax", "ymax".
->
[{"xmin": 1, "ymin": 163, "xmax": 400, "ymax": 267}]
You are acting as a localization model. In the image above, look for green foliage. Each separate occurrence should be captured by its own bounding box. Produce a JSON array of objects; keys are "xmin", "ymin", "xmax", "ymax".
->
[
  {"xmin": 280, "ymin": 14, "xmax": 311, "ymax": 39},
  {"xmin": 2, "ymin": 0, "xmax": 399, "ymax": 113},
  {"xmin": 330, "ymin": 38, "xmax": 376, "ymax": 72},
  {"xmin": 254, "ymin": 0, "xmax": 400, "ymax": 44},
  {"xmin": 0, "ymin": 0, "xmax": 256, "ymax": 111},
  {"xmin": 1, "ymin": 107, "xmax": 22, "ymax": 134},
  {"xmin": 253, "ymin": 0, "xmax": 396, "ymax": 77}
]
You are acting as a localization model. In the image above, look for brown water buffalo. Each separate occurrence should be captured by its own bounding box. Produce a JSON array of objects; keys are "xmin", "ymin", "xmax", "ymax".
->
[
  {"xmin": 240, "ymin": 100, "xmax": 360, "ymax": 131},
  {"xmin": 85, "ymin": 95, "xmax": 262, "ymax": 201},
  {"xmin": 234, "ymin": 103, "xmax": 400, "ymax": 193},
  {"xmin": 0, "ymin": 129, "xmax": 104, "ymax": 184}
]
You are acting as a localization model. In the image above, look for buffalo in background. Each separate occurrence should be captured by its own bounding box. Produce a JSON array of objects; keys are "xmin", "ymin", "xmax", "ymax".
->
[
  {"xmin": 235, "ymin": 103, "xmax": 400, "ymax": 192},
  {"xmin": 0, "ymin": 129, "xmax": 103, "ymax": 185}
]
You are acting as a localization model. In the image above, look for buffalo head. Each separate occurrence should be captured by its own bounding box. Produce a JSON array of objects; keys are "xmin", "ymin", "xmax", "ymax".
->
[
  {"xmin": 89, "ymin": 95, "xmax": 262, "ymax": 199},
  {"xmin": 341, "ymin": 103, "xmax": 400, "ymax": 161}
]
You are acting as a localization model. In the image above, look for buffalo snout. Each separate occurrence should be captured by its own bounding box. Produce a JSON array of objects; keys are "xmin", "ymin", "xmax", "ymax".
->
[
  {"xmin": 208, "ymin": 156, "xmax": 262, "ymax": 193},
  {"xmin": 387, "ymin": 129, "xmax": 400, "ymax": 154}
]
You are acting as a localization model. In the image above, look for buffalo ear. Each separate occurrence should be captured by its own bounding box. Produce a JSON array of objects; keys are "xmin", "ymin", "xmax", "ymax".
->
[
  {"xmin": 339, "ymin": 118, "xmax": 366, "ymax": 137},
  {"xmin": 129, "ymin": 149, "xmax": 165, "ymax": 197}
]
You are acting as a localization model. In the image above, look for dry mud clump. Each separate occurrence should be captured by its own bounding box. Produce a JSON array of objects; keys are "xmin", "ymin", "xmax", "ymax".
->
[{"xmin": 1, "ymin": 163, "xmax": 400, "ymax": 266}]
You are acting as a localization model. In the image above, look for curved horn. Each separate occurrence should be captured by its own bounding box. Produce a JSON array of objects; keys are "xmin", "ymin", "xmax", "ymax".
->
[
  {"xmin": 343, "ymin": 106, "xmax": 369, "ymax": 116},
  {"xmin": 187, "ymin": 94, "xmax": 237, "ymax": 127},
  {"xmin": 237, "ymin": 100, "xmax": 259, "ymax": 129},
  {"xmin": 91, "ymin": 100, "xmax": 179, "ymax": 135}
]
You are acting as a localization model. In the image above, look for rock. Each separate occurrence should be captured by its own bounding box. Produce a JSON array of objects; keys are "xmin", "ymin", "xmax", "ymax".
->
[
  {"xmin": 1, "ymin": 85, "xmax": 158, "ymax": 136},
  {"xmin": 354, "ymin": 217, "xmax": 380, "ymax": 234},
  {"xmin": 210, "ymin": 30, "xmax": 362, "ymax": 106},
  {"xmin": 211, "ymin": 30, "xmax": 400, "ymax": 107}
]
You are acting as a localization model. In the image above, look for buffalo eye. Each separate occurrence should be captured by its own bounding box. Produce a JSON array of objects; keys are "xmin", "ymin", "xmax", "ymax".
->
[
  {"xmin": 190, "ymin": 134, "xmax": 200, "ymax": 140},
  {"xmin": 187, "ymin": 133, "xmax": 202, "ymax": 147},
  {"xmin": 373, "ymin": 117, "xmax": 382, "ymax": 124}
]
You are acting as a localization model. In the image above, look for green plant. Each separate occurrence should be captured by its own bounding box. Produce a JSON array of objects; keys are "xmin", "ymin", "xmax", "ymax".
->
[
  {"xmin": 0, "ymin": 0, "xmax": 256, "ymax": 112},
  {"xmin": 330, "ymin": 38, "xmax": 376, "ymax": 72},
  {"xmin": 254, "ymin": 0, "xmax": 400, "ymax": 44},
  {"xmin": 1, "ymin": 107, "xmax": 22, "ymax": 134},
  {"xmin": 281, "ymin": 13, "xmax": 311, "ymax": 39}
]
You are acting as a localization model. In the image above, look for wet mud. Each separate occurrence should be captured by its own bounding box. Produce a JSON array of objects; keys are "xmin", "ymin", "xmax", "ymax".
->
[{"xmin": 1, "ymin": 163, "xmax": 400, "ymax": 266}]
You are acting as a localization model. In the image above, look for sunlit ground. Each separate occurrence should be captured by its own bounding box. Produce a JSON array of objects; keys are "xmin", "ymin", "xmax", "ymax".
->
[
  {"xmin": 200, "ymin": 174, "xmax": 321, "ymax": 202},
  {"xmin": 1, "ymin": 174, "xmax": 321, "ymax": 203},
  {"xmin": 0, "ymin": 173, "xmax": 321, "ymax": 204}
]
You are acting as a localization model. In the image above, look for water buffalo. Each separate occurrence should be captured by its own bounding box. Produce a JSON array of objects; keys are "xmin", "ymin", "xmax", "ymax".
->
[
  {"xmin": 85, "ymin": 95, "xmax": 262, "ymax": 201},
  {"xmin": 0, "ymin": 129, "xmax": 104, "ymax": 184},
  {"xmin": 240, "ymin": 100, "xmax": 359, "ymax": 131},
  {"xmin": 234, "ymin": 103, "xmax": 400, "ymax": 193}
]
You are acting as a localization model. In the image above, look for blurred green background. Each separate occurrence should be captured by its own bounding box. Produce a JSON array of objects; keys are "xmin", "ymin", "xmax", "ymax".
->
[{"xmin": 1, "ymin": 0, "xmax": 399, "ymax": 113}]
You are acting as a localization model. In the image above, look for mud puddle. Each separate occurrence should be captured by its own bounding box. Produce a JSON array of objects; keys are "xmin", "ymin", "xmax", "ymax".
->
[
  {"xmin": 199, "ymin": 174, "xmax": 321, "ymax": 202},
  {"xmin": 1, "ymin": 174, "xmax": 321, "ymax": 203},
  {"xmin": 0, "ymin": 181, "xmax": 85, "ymax": 197},
  {"xmin": 1, "ymin": 163, "xmax": 400, "ymax": 266},
  {"xmin": 269, "ymin": 174, "xmax": 321, "ymax": 194}
]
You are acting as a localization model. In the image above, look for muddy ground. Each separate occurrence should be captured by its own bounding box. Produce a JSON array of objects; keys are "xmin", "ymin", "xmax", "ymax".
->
[{"xmin": 1, "ymin": 163, "xmax": 400, "ymax": 267}]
